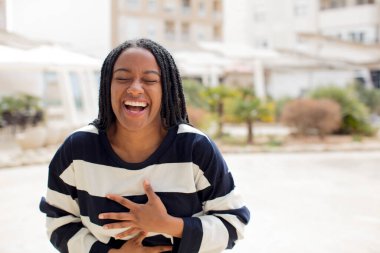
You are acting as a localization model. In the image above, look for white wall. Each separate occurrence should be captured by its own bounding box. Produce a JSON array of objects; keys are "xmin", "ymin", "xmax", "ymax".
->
[
  {"xmin": 7, "ymin": 0, "xmax": 111, "ymax": 59},
  {"xmin": 267, "ymin": 70, "xmax": 356, "ymax": 99},
  {"xmin": 0, "ymin": 71, "xmax": 44, "ymax": 97},
  {"xmin": 223, "ymin": 0, "xmax": 250, "ymax": 44}
]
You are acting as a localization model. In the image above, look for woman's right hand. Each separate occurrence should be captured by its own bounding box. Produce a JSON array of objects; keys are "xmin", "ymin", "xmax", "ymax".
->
[{"xmin": 108, "ymin": 231, "xmax": 173, "ymax": 253}]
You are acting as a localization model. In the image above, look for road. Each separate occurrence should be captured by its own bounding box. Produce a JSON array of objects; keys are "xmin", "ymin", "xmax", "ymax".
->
[{"xmin": 0, "ymin": 151, "xmax": 379, "ymax": 253}]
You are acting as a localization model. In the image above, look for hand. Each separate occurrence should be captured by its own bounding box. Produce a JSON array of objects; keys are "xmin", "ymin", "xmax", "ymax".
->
[
  {"xmin": 99, "ymin": 180, "xmax": 183, "ymax": 239},
  {"xmin": 108, "ymin": 231, "xmax": 172, "ymax": 253}
]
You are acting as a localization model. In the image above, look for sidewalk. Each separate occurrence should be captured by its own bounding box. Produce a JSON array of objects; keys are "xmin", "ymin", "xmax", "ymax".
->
[
  {"xmin": 1, "ymin": 124, "xmax": 380, "ymax": 168},
  {"xmin": 1, "ymin": 151, "xmax": 380, "ymax": 253}
]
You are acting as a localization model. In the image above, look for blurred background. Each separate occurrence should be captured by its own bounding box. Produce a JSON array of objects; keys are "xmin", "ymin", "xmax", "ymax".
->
[{"xmin": 0, "ymin": 0, "xmax": 379, "ymax": 252}]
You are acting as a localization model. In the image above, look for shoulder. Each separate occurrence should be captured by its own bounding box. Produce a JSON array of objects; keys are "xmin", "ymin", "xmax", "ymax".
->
[
  {"xmin": 53, "ymin": 124, "xmax": 101, "ymax": 161},
  {"xmin": 175, "ymin": 123, "xmax": 222, "ymax": 161}
]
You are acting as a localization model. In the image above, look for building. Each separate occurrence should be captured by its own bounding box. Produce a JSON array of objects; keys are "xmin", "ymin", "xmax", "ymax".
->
[
  {"xmin": 0, "ymin": 0, "xmax": 5, "ymax": 30},
  {"xmin": 111, "ymin": 0, "xmax": 223, "ymax": 51},
  {"xmin": 320, "ymin": 0, "xmax": 380, "ymax": 45},
  {"xmin": 5, "ymin": 0, "xmax": 111, "ymax": 59},
  {"xmin": 223, "ymin": 0, "xmax": 380, "ymax": 98}
]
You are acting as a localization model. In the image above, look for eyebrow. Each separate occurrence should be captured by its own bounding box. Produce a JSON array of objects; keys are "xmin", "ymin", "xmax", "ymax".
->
[{"xmin": 113, "ymin": 68, "xmax": 161, "ymax": 76}]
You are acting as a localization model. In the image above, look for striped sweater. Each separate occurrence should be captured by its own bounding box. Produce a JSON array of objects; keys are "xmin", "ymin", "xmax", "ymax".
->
[{"xmin": 39, "ymin": 124, "xmax": 250, "ymax": 253}]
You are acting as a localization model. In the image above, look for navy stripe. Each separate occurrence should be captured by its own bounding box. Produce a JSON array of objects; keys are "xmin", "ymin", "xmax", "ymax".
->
[
  {"xmin": 39, "ymin": 197, "xmax": 72, "ymax": 218},
  {"xmin": 50, "ymin": 222, "xmax": 82, "ymax": 253},
  {"xmin": 47, "ymin": 176, "xmax": 78, "ymax": 200},
  {"xmin": 216, "ymin": 216, "xmax": 238, "ymax": 249},
  {"xmin": 210, "ymin": 206, "xmax": 251, "ymax": 225},
  {"xmin": 197, "ymin": 174, "xmax": 235, "ymax": 202},
  {"xmin": 76, "ymin": 190, "xmax": 203, "ymax": 226},
  {"xmin": 176, "ymin": 217, "xmax": 203, "ymax": 253},
  {"xmin": 90, "ymin": 241, "xmax": 112, "ymax": 253}
]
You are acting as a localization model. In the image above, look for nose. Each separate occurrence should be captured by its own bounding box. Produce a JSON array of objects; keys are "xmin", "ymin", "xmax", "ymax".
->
[{"xmin": 127, "ymin": 79, "xmax": 144, "ymax": 96}]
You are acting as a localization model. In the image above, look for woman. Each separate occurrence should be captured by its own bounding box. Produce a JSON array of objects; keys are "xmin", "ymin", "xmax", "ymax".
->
[{"xmin": 40, "ymin": 38, "xmax": 250, "ymax": 253}]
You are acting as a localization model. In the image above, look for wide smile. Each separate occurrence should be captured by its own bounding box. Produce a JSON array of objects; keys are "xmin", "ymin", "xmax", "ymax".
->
[{"xmin": 123, "ymin": 100, "xmax": 149, "ymax": 116}]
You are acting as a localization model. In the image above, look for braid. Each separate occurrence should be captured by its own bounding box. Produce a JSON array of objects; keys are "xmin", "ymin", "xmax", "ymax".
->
[{"xmin": 92, "ymin": 38, "xmax": 189, "ymax": 130}]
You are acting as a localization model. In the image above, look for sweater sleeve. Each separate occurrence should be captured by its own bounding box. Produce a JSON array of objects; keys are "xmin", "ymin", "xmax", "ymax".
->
[
  {"xmin": 39, "ymin": 136, "xmax": 112, "ymax": 253},
  {"xmin": 176, "ymin": 137, "xmax": 250, "ymax": 253}
]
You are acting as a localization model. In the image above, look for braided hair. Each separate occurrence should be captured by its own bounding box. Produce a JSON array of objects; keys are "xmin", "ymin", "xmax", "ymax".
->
[{"xmin": 92, "ymin": 38, "xmax": 189, "ymax": 130}]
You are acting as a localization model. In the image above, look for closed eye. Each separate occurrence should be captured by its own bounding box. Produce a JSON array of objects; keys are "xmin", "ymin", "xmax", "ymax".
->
[
  {"xmin": 143, "ymin": 80, "xmax": 159, "ymax": 84},
  {"xmin": 115, "ymin": 78, "xmax": 132, "ymax": 82}
]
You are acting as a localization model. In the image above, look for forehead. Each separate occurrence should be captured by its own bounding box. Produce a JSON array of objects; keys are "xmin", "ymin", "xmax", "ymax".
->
[{"xmin": 113, "ymin": 47, "xmax": 159, "ymax": 71}]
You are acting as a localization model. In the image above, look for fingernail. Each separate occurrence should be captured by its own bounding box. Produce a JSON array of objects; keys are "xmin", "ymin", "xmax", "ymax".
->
[
  {"xmin": 99, "ymin": 214, "xmax": 103, "ymax": 219},
  {"xmin": 103, "ymin": 225, "xmax": 108, "ymax": 229}
]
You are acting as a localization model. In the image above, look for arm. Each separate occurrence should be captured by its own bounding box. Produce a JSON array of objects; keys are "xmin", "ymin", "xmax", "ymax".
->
[
  {"xmin": 39, "ymin": 137, "xmax": 112, "ymax": 253},
  {"xmin": 176, "ymin": 138, "xmax": 250, "ymax": 253}
]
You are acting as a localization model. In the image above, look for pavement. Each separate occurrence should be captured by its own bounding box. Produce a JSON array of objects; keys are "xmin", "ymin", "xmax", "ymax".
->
[{"xmin": 0, "ymin": 151, "xmax": 379, "ymax": 253}]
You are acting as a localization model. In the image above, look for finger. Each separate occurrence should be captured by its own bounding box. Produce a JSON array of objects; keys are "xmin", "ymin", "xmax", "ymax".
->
[
  {"xmin": 115, "ymin": 227, "xmax": 142, "ymax": 239},
  {"xmin": 149, "ymin": 245, "xmax": 173, "ymax": 252},
  {"xmin": 143, "ymin": 180, "xmax": 158, "ymax": 201},
  {"xmin": 98, "ymin": 212, "xmax": 134, "ymax": 221},
  {"xmin": 103, "ymin": 221, "xmax": 134, "ymax": 229},
  {"xmin": 133, "ymin": 231, "xmax": 147, "ymax": 245},
  {"xmin": 106, "ymin": 194, "xmax": 138, "ymax": 210}
]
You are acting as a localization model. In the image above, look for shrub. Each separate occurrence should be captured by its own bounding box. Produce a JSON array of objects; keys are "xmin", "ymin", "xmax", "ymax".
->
[
  {"xmin": 187, "ymin": 106, "xmax": 213, "ymax": 132},
  {"xmin": 353, "ymin": 83, "xmax": 380, "ymax": 115},
  {"xmin": 281, "ymin": 99, "xmax": 341, "ymax": 138},
  {"xmin": 309, "ymin": 86, "xmax": 374, "ymax": 135}
]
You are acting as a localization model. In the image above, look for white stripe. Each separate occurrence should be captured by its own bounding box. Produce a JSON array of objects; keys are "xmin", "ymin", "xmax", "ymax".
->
[
  {"xmin": 73, "ymin": 125, "xmax": 99, "ymax": 134},
  {"xmin": 203, "ymin": 189, "xmax": 244, "ymax": 212},
  {"xmin": 80, "ymin": 216, "xmax": 173, "ymax": 243},
  {"xmin": 60, "ymin": 160, "xmax": 210, "ymax": 197},
  {"xmin": 46, "ymin": 189, "xmax": 80, "ymax": 216},
  {"xmin": 198, "ymin": 216, "xmax": 229, "ymax": 253},
  {"xmin": 59, "ymin": 163, "xmax": 75, "ymax": 187},
  {"xmin": 46, "ymin": 215, "xmax": 81, "ymax": 238},
  {"xmin": 214, "ymin": 213, "xmax": 245, "ymax": 240},
  {"xmin": 81, "ymin": 215, "xmax": 125, "ymax": 243},
  {"xmin": 67, "ymin": 227, "xmax": 97, "ymax": 253},
  {"xmin": 177, "ymin": 124, "xmax": 209, "ymax": 140}
]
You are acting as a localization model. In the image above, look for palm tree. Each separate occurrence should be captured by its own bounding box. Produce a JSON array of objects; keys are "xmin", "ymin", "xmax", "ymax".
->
[
  {"xmin": 202, "ymin": 85, "xmax": 236, "ymax": 138},
  {"xmin": 232, "ymin": 88, "xmax": 267, "ymax": 144}
]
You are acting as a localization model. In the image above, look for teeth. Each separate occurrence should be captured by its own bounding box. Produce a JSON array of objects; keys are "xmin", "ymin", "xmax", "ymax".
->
[{"xmin": 124, "ymin": 101, "xmax": 147, "ymax": 107}]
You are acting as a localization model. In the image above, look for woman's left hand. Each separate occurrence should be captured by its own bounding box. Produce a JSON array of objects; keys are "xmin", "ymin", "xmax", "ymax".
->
[{"xmin": 99, "ymin": 180, "xmax": 183, "ymax": 239}]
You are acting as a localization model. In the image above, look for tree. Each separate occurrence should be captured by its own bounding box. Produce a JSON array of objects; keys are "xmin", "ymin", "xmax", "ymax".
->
[
  {"xmin": 201, "ymin": 85, "xmax": 236, "ymax": 138},
  {"xmin": 231, "ymin": 88, "xmax": 267, "ymax": 144}
]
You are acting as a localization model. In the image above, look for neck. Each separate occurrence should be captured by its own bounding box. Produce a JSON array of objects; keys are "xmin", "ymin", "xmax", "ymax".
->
[{"xmin": 107, "ymin": 123, "xmax": 167, "ymax": 163}]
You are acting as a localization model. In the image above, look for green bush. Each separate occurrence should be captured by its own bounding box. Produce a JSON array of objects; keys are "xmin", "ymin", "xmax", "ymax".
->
[
  {"xmin": 309, "ymin": 86, "xmax": 374, "ymax": 135},
  {"xmin": 353, "ymin": 83, "xmax": 380, "ymax": 115},
  {"xmin": 182, "ymin": 79, "xmax": 207, "ymax": 109}
]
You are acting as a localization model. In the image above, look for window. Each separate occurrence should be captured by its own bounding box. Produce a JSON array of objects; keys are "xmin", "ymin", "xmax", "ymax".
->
[
  {"xmin": 349, "ymin": 31, "xmax": 366, "ymax": 43},
  {"xmin": 164, "ymin": 20, "xmax": 176, "ymax": 40},
  {"xmin": 118, "ymin": 17, "xmax": 141, "ymax": 40},
  {"xmin": 147, "ymin": 0, "xmax": 157, "ymax": 11},
  {"xmin": 330, "ymin": 0, "xmax": 346, "ymax": 9},
  {"xmin": 213, "ymin": 0, "xmax": 221, "ymax": 12},
  {"xmin": 213, "ymin": 25, "xmax": 222, "ymax": 40},
  {"xmin": 69, "ymin": 72, "xmax": 84, "ymax": 110},
  {"xmin": 43, "ymin": 72, "xmax": 61, "ymax": 106},
  {"xmin": 182, "ymin": 0, "xmax": 191, "ymax": 14},
  {"xmin": 356, "ymin": 0, "xmax": 374, "ymax": 5},
  {"xmin": 146, "ymin": 22, "xmax": 157, "ymax": 40},
  {"xmin": 255, "ymin": 39, "xmax": 268, "ymax": 48},
  {"xmin": 198, "ymin": 1, "xmax": 206, "ymax": 17},
  {"xmin": 253, "ymin": 4, "xmax": 266, "ymax": 23},
  {"xmin": 294, "ymin": 0, "xmax": 308, "ymax": 16},
  {"xmin": 181, "ymin": 22, "xmax": 190, "ymax": 41},
  {"xmin": 121, "ymin": 0, "xmax": 141, "ymax": 10},
  {"xmin": 163, "ymin": 0, "xmax": 176, "ymax": 12}
]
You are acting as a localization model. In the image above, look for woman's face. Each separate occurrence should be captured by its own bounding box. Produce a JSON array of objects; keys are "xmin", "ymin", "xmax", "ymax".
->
[{"xmin": 110, "ymin": 47, "xmax": 163, "ymax": 132}]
